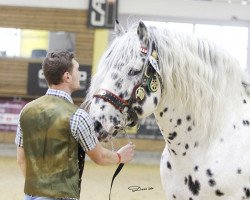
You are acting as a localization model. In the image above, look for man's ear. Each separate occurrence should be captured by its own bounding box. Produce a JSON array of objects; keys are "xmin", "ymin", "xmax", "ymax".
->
[{"xmin": 63, "ymin": 71, "xmax": 71, "ymax": 83}]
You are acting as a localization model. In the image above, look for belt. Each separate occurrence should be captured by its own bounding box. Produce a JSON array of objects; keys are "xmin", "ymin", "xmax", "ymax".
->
[{"xmin": 26, "ymin": 194, "xmax": 78, "ymax": 200}]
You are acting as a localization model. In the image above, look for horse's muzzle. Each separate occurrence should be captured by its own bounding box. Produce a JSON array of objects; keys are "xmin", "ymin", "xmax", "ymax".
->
[
  {"xmin": 94, "ymin": 120, "xmax": 120, "ymax": 142},
  {"xmin": 126, "ymin": 107, "xmax": 138, "ymax": 127}
]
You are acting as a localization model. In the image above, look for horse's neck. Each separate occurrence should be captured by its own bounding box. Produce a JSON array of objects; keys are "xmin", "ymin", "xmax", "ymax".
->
[
  {"xmin": 154, "ymin": 100, "xmax": 205, "ymax": 145},
  {"xmin": 154, "ymin": 84, "xmax": 250, "ymax": 151}
]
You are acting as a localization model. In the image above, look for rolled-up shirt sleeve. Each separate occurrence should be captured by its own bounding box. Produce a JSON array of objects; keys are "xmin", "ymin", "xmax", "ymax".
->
[
  {"xmin": 15, "ymin": 114, "xmax": 23, "ymax": 147},
  {"xmin": 70, "ymin": 108, "xmax": 99, "ymax": 152}
]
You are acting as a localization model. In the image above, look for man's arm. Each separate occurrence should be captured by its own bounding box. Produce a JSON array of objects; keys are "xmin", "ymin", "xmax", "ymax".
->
[
  {"xmin": 70, "ymin": 109, "xmax": 135, "ymax": 165},
  {"xmin": 17, "ymin": 147, "xmax": 26, "ymax": 177},
  {"xmin": 87, "ymin": 143, "xmax": 135, "ymax": 165}
]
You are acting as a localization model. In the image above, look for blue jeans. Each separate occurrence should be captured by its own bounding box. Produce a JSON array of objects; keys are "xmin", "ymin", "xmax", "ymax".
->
[{"xmin": 24, "ymin": 194, "xmax": 78, "ymax": 200}]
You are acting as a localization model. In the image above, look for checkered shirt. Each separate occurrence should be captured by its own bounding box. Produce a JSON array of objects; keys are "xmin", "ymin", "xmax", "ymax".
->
[{"xmin": 15, "ymin": 89, "xmax": 99, "ymax": 152}]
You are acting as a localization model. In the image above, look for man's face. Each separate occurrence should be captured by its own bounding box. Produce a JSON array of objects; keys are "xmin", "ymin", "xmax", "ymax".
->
[{"xmin": 70, "ymin": 59, "xmax": 81, "ymax": 92}]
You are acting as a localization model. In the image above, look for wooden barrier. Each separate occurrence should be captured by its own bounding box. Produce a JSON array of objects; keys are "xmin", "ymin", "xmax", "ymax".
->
[{"xmin": 0, "ymin": 6, "xmax": 94, "ymax": 97}]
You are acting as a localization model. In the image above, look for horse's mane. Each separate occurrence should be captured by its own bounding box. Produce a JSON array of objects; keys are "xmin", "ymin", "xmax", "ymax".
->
[
  {"xmin": 150, "ymin": 23, "xmax": 250, "ymax": 134},
  {"xmin": 84, "ymin": 22, "xmax": 250, "ymax": 133}
]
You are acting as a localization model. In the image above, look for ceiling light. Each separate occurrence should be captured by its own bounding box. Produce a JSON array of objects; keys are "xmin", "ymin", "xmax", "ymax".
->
[{"xmin": 241, "ymin": 0, "xmax": 248, "ymax": 5}]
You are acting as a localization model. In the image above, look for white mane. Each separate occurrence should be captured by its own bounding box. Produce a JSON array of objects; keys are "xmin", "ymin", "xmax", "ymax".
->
[
  {"xmin": 85, "ymin": 22, "xmax": 250, "ymax": 133},
  {"xmin": 149, "ymin": 24, "xmax": 248, "ymax": 132}
]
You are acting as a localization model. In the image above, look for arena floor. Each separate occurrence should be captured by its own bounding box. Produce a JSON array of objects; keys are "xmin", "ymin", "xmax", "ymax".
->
[{"xmin": 0, "ymin": 156, "xmax": 166, "ymax": 200}]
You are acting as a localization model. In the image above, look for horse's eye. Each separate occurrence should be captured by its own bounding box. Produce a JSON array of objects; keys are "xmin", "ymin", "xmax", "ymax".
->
[{"xmin": 128, "ymin": 68, "xmax": 142, "ymax": 76}]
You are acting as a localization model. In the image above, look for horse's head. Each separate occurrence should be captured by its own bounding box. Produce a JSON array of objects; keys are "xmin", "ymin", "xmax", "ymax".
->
[{"xmin": 86, "ymin": 21, "xmax": 163, "ymax": 142}]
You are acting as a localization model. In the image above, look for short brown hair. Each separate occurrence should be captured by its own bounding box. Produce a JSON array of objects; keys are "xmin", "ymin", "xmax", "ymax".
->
[{"xmin": 42, "ymin": 51, "xmax": 75, "ymax": 85}]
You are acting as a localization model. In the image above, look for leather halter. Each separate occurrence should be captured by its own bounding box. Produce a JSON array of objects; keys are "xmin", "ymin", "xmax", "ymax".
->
[
  {"xmin": 93, "ymin": 89, "xmax": 138, "ymax": 127},
  {"xmin": 93, "ymin": 43, "xmax": 161, "ymax": 127}
]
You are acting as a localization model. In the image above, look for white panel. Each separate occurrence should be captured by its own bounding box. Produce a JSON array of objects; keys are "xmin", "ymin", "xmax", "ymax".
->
[
  {"xmin": 0, "ymin": 0, "xmax": 88, "ymax": 9},
  {"xmin": 0, "ymin": 0, "xmax": 250, "ymax": 21},
  {"xmin": 118, "ymin": 0, "xmax": 250, "ymax": 21}
]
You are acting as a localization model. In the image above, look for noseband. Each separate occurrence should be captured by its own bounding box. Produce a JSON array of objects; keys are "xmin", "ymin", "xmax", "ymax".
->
[
  {"xmin": 93, "ymin": 43, "xmax": 161, "ymax": 127},
  {"xmin": 93, "ymin": 89, "xmax": 139, "ymax": 127}
]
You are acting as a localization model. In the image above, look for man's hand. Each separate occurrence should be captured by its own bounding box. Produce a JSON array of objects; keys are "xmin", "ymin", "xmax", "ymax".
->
[
  {"xmin": 87, "ymin": 142, "xmax": 135, "ymax": 165},
  {"xmin": 117, "ymin": 142, "xmax": 135, "ymax": 163}
]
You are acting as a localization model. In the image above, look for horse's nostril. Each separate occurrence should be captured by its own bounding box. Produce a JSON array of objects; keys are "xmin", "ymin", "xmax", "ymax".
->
[
  {"xmin": 114, "ymin": 126, "xmax": 121, "ymax": 130},
  {"xmin": 112, "ymin": 130, "xmax": 118, "ymax": 137},
  {"xmin": 94, "ymin": 121, "xmax": 102, "ymax": 132}
]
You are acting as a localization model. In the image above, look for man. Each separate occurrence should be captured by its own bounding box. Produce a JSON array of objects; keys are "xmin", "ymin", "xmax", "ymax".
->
[{"xmin": 15, "ymin": 51, "xmax": 135, "ymax": 200}]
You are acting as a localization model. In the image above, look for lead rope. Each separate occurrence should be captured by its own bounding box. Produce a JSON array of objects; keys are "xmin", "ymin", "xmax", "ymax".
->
[
  {"xmin": 108, "ymin": 130, "xmax": 131, "ymax": 200},
  {"xmin": 109, "ymin": 163, "xmax": 124, "ymax": 200}
]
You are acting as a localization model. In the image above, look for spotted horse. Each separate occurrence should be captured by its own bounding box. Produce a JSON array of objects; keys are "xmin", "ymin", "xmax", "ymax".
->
[{"xmin": 83, "ymin": 21, "xmax": 250, "ymax": 199}]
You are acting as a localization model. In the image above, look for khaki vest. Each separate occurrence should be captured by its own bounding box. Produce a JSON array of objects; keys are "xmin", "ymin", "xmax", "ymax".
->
[{"xmin": 20, "ymin": 95, "xmax": 81, "ymax": 199}]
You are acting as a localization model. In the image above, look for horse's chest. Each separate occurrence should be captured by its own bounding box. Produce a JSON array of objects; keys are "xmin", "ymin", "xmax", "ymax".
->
[
  {"xmin": 155, "ymin": 96, "xmax": 250, "ymax": 199},
  {"xmin": 159, "ymin": 127, "xmax": 250, "ymax": 200},
  {"xmin": 160, "ymin": 145, "xmax": 250, "ymax": 200}
]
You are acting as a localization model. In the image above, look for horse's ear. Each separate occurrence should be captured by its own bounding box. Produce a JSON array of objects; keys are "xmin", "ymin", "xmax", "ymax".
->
[
  {"xmin": 137, "ymin": 21, "xmax": 149, "ymax": 49},
  {"xmin": 115, "ymin": 20, "xmax": 125, "ymax": 36}
]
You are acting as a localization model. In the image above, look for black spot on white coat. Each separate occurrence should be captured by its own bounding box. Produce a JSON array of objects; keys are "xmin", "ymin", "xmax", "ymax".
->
[
  {"xmin": 194, "ymin": 141, "xmax": 199, "ymax": 148},
  {"xmin": 167, "ymin": 161, "xmax": 172, "ymax": 170},
  {"xmin": 187, "ymin": 175, "xmax": 201, "ymax": 196},
  {"xmin": 168, "ymin": 132, "xmax": 177, "ymax": 140},
  {"xmin": 243, "ymin": 120, "xmax": 250, "ymax": 126},
  {"xmin": 111, "ymin": 72, "xmax": 118, "ymax": 80},
  {"xmin": 194, "ymin": 166, "xmax": 199, "ymax": 172},
  {"xmin": 206, "ymin": 169, "xmax": 214, "ymax": 177},
  {"xmin": 115, "ymin": 79, "xmax": 123, "ymax": 89},
  {"xmin": 243, "ymin": 187, "xmax": 250, "ymax": 198},
  {"xmin": 208, "ymin": 179, "xmax": 216, "ymax": 187},
  {"xmin": 215, "ymin": 189, "xmax": 224, "ymax": 196},
  {"xmin": 177, "ymin": 119, "xmax": 182, "ymax": 126},
  {"xmin": 186, "ymin": 115, "xmax": 191, "ymax": 121},
  {"xmin": 164, "ymin": 107, "xmax": 168, "ymax": 112},
  {"xmin": 171, "ymin": 149, "xmax": 177, "ymax": 155},
  {"xmin": 237, "ymin": 168, "xmax": 242, "ymax": 174},
  {"xmin": 187, "ymin": 126, "xmax": 192, "ymax": 131}
]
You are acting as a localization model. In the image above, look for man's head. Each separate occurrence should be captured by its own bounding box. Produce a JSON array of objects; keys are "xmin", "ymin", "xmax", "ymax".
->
[{"xmin": 42, "ymin": 51, "xmax": 80, "ymax": 92}]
